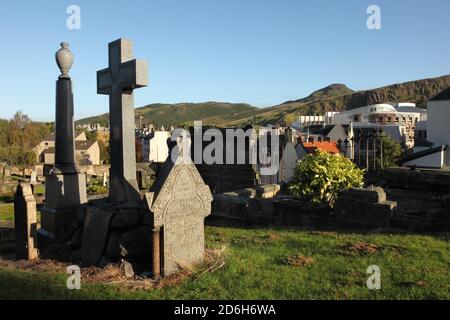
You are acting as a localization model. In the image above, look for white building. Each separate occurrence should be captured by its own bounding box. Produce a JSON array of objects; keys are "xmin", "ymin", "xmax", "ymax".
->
[
  {"xmin": 331, "ymin": 103, "xmax": 425, "ymax": 125},
  {"xmin": 427, "ymin": 87, "xmax": 450, "ymax": 147}
]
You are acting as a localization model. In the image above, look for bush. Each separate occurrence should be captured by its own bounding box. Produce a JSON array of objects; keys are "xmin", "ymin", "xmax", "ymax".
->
[
  {"xmin": 86, "ymin": 179, "xmax": 108, "ymax": 195},
  {"xmin": 289, "ymin": 150, "xmax": 364, "ymax": 205}
]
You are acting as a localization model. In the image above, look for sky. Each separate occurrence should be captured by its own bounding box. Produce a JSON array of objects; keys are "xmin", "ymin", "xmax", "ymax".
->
[{"xmin": 1, "ymin": 0, "xmax": 450, "ymax": 121}]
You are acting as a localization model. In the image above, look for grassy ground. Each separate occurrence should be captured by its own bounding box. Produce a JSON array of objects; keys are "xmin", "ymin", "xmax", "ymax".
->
[
  {"xmin": 0, "ymin": 203, "xmax": 14, "ymax": 225},
  {"xmin": 0, "ymin": 214, "xmax": 448, "ymax": 299}
]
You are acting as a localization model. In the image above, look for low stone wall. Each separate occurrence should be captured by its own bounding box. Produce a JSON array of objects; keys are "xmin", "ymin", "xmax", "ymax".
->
[
  {"xmin": 383, "ymin": 168, "xmax": 450, "ymax": 193},
  {"xmin": 212, "ymin": 184, "xmax": 449, "ymax": 232},
  {"xmin": 334, "ymin": 187, "xmax": 397, "ymax": 229},
  {"xmin": 273, "ymin": 197, "xmax": 333, "ymax": 227},
  {"xmin": 212, "ymin": 184, "xmax": 280, "ymax": 222}
]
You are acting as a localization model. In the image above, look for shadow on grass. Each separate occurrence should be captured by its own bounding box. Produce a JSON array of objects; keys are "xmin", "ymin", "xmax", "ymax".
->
[{"xmin": 0, "ymin": 267, "xmax": 97, "ymax": 299}]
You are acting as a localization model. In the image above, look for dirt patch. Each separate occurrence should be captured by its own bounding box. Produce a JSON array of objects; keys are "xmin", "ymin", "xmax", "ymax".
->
[
  {"xmin": 283, "ymin": 255, "xmax": 315, "ymax": 267},
  {"xmin": 0, "ymin": 246, "xmax": 228, "ymax": 291},
  {"xmin": 337, "ymin": 242, "xmax": 406, "ymax": 255}
]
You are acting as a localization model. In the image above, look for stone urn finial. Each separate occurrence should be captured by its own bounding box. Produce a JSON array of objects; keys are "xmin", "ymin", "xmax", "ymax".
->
[{"xmin": 55, "ymin": 42, "xmax": 74, "ymax": 79}]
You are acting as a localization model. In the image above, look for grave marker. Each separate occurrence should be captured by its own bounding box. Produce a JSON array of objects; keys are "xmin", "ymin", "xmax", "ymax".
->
[{"xmin": 14, "ymin": 183, "xmax": 39, "ymax": 260}]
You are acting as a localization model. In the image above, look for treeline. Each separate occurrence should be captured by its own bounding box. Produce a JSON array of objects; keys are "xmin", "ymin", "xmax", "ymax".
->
[{"xmin": 0, "ymin": 112, "xmax": 53, "ymax": 165}]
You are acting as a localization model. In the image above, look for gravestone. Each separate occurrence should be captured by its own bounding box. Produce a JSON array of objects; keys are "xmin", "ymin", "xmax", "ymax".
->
[
  {"xmin": 81, "ymin": 206, "xmax": 115, "ymax": 266},
  {"xmin": 14, "ymin": 183, "xmax": 39, "ymax": 260},
  {"xmin": 97, "ymin": 38, "xmax": 148, "ymax": 203},
  {"xmin": 144, "ymin": 133, "xmax": 213, "ymax": 276}
]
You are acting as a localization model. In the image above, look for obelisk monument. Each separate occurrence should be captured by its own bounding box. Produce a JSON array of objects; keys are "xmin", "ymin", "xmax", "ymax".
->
[{"xmin": 39, "ymin": 42, "xmax": 87, "ymax": 241}]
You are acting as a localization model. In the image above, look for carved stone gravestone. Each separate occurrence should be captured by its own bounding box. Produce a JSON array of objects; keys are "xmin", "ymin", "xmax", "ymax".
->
[
  {"xmin": 145, "ymin": 133, "xmax": 213, "ymax": 276},
  {"xmin": 14, "ymin": 183, "xmax": 39, "ymax": 260}
]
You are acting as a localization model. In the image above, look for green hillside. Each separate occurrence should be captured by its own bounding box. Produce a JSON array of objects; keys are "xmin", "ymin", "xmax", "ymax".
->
[
  {"xmin": 218, "ymin": 74, "xmax": 450, "ymax": 127},
  {"xmin": 76, "ymin": 102, "xmax": 257, "ymax": 128},
  {"xmin": 76, "ymin": 74, "xmax": 450, "ymax": 128}
]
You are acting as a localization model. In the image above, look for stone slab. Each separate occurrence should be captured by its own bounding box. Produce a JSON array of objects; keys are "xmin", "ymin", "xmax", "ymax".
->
[{"xmin": 81, "ymin": 206, "xmax": 114, "ymax": 266}]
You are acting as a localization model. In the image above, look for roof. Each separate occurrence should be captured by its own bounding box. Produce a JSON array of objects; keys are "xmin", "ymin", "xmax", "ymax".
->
[
  {"xmin": 42, "ymin": 131, "xmax": 84, "ymax": 142},
  {"xmin": 414, "ymin": 137, "xmax": 434, "ymax": 148},
  {"xmin": 308, "ymin": 125, "xmax": 335, "ymax": 136},
  {"xmin": 301, "ymin": 141, "xmax": 340, "ymax": 154},
  {"xmin": 394, "ymin": 106, "xmax": 426, "ymax": 114},
  {"xmin": 430, "ymin": 87, "xmax": 450, "ymax": 101},
  {"xmin": 41, "ymin": 140, "xmax": 96, "ymax": 154},
  {"xmin": 75, "ymin": 140, "xmax": 97, "ymax": 150},
  {"xmin": 399, "ymin": 145, "xmax": 446, "ymax": 163}
]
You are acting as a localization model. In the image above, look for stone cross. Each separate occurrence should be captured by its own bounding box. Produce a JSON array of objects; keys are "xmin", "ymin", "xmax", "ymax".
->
[
  {"xmin": 97, "ymin": 39, "xmax": 148, "ymax": 203},
  {"xmin": 14, "ymin": 183, "xmax": 39, "ymax": 260}
]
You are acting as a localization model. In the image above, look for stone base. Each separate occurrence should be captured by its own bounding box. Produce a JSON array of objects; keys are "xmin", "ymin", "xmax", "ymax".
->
[
  {"xmin": 40, "ymin": 206, "xmax": 81, "ymax": 234},
  {"xmin": 44, "ymin": 172, "xmax": 87, "ymax": 209},
  {"xmin": 39, "ymin": 171, "xmax": 87, "ymax": 241}
]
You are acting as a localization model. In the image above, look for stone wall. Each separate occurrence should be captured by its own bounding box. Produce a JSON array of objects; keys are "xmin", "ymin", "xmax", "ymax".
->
[
  {"xmin": 197, "ymin": 164, "xmax": 258, "ymax": 193},
  {"xmin": 212, "ymin": 184, "xmax": 280, "ymax": 222},
  {"xmin": 383, "ymin": 167, "xmax": 450, "ymax": 192},
  {"xmin": 334, "ymin": 187, "xmax": 397, "ymax": 229}
]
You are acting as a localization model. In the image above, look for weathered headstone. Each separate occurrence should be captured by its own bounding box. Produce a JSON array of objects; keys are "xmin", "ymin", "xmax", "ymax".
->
[
  {"xmin": 81, "ymin": 206, "xmax": 114, "ymax": 266},
  {"xmin": 39, "ymin": 43, "xmax": 87, "ymax": 241},
  {"xmin": 97, "ymin": 38, "xmax": 148, "ymax": 203},
  {"xmin": 145, "ymin": 133, "xmax": 213, "ymax": 276},
  {"xmin": 14, "ymin": 183, "xmax": 39, "ymax": 260}
]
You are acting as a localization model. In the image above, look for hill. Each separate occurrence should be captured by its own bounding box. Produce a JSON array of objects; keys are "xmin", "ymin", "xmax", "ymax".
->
[
  {"xmin": 77, "ymin": 74, "xmax": 450, "ymax": 128},
  {"xmin": 216, "ymin": 74, "xmax": 450, "ymax": 127},
  {"xmin": 76, "ymin": 102, "xmax": 257, "ymax": 128}
]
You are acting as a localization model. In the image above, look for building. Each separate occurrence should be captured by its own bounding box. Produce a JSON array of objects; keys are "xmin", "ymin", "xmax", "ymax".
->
[
  {"xmin": 427, "ymin": 87, "xmax": 450, "ymax": 148},
  {"xmin": 331, "ymin": 103, "xmax": 425, "ymax": 125},
  {"xmin": 136, "ymin": 129, "xmax": 171, "ymax": 163},
  {"xmin": 399, "ymin": 146, "xmax": 447, "ymax": 169},
  {"xmin": 33, "ymin": 131, "xmax": 101, "ymax": 165}
]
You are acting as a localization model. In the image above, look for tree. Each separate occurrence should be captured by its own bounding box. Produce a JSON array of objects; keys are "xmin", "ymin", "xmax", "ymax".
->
[
  {"xmin": 289, "ymin": 150, "xmax": 365, "ymax": 205},
  {"xmin": 378, "ymin": 134, "xmax": 402, "ymax": 168},
  {"xmin": 0, "ymin": 112, "xmax": 51, "ymax": 166},
  {"xmin": 98, "ymin": 139, "xmax": 110, "ymax": 164},
  {"xmin": 283, "ymin": 113, "xmax": 297, "ymax": 126}
]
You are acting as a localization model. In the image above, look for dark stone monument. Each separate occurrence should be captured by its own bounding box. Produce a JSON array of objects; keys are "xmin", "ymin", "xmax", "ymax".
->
[
  {"xmin": 97, "ymin": 38, "xmax": 148, "ymax": 203},
  {"xmin": 39, "ymin": 43, "xmax": 87, "ymax": 241}
]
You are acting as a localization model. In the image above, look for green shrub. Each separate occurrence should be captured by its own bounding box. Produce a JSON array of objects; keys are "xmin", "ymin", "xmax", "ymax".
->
[
  {"xmin": 86, "ymin": 179, "xmax": 108, "ymax": 195},
  {"xmin": 289, "ymin": 150, "xmax": 364, "ymax": 205}
]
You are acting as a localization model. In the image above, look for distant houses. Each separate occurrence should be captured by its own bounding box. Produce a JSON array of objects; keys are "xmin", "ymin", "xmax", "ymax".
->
[{"xmin": 32, "ymin": 131, "xmax": 101, "ymax": 166}]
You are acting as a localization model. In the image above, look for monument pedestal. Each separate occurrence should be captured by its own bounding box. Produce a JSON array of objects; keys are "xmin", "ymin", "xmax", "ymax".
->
[{"xmin": 38, "ymin": 172, "xmax": 87, "ymax": 242}]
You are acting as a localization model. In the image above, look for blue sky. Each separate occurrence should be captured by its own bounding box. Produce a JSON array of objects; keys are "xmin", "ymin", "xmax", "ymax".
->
[{"xmin": 1, "ymin": 0, "xmax": 450, "ymax": 121}]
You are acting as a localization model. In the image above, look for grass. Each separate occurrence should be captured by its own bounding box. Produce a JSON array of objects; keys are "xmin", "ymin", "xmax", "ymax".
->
[
  {"xmin": 0, "ymin": 203, "xmax": 14, "ymax": 223},
  {"xmin": 0, "ymin": 222, "xmax": 449, "ymax": 300}
]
